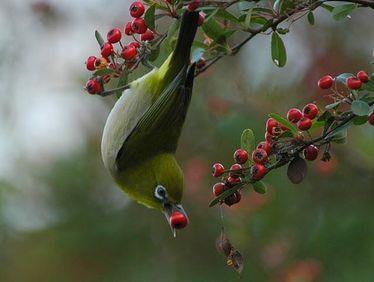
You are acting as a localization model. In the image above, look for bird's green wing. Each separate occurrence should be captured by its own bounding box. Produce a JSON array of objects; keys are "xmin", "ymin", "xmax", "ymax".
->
[{"xmin": 116, "ymin": 65, "xmax": 195, "ymax": 170}]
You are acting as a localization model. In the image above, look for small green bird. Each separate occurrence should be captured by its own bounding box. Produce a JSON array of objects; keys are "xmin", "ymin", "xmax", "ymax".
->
[{"xmin": 101, "ymin": 10, "xmax": 199, "ymax": 234}]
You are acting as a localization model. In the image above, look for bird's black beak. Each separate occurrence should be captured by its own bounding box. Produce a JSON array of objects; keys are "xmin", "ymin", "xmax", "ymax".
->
[{"xmin": 163, "ymin": 202, "xmax": 188, "ymax": 237}]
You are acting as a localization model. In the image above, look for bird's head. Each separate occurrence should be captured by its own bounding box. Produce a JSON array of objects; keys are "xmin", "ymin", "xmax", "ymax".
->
[{"xmin": 153, "ymin": 185, "xmax": 188, "ymax": 236}]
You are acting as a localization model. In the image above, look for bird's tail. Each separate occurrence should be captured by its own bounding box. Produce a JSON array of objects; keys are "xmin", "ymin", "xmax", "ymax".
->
[{"xmin": 170, "ymin": 10, "xmax": 199, "ymax": 72}]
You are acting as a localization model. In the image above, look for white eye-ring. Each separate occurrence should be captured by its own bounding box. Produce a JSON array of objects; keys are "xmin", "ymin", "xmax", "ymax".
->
[{"xmin": 154, "ymin": 185, "xmax": 168, "ymax": 201}]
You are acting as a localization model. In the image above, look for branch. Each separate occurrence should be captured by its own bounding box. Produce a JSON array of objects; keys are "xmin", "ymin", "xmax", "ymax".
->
[{"xmin": 195, "ymin": 0, "xmax": 374, "ymax": 76}]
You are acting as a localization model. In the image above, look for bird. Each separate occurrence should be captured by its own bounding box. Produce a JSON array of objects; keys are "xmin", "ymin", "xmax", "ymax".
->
[{"xmin": 101, "ymin": 10, "xmax": 199, "ymax": 235}]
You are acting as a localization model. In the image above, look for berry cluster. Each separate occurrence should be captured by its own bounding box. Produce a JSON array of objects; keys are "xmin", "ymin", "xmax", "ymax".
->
[
  {"xmin": 84, "ymin": 1, "xmax": 155, "ymax": 95},
  {"xmin": 210, "ymin": 69, "xmax": 374, "ymax": 207}
]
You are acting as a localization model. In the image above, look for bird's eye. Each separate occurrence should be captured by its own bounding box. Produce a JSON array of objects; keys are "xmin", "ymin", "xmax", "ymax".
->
[{"xmin": 154, "ymin": 185, "xmax": 167, "ymax": 201}]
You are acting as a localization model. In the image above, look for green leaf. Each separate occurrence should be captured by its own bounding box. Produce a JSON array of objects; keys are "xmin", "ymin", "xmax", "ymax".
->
[
  {"xmin": 93, "ymin": 68, "xmax": 115, "ymax": 76},
  {"xmin": 268, "ymin": 113, "xmax": 297, "ymax": 135},
  {"xmin": 165, "ymin": 20, "xmax": 180, "ymax": 51},
  {"xmin": 352, "ymin": 115, "xmax": 368, "ymax": 125},
  {"xmin": 95, "ymin": 30, "xmax": 104, "ymax": 48},
  {"xmin": 271, "ymin": 32, "xmax": 287, "ymax": 67},
  {"xmin": 351, "ymin": 100, "xmax": 370, "ymax": 116},
  {"xmin": 244, "ymin": 8, "xmax": 252, "ymax": 29},
  {"xmin": 325, "ymin": 100, "xmax": 343, "ymax": 110},
  {"xmin": 362, "ymin": 80, "xmax": 374, "ymax": 92},
  {"xmin": 253, "ymin": 181, "xmax": 267, "ymax": 194},
  {"xmin": 148, "ymin": 46, "xmax": 160, "ymax": 62},
  {"xmin": 307, "ymin": 11, "xmax": 315, "ymax": 25},
  {"xmin": 331, "ymin": 129, "xmax": 347, "ymax": 144},
  {"xmin": 241, "ymin": 129, "xmax": 255, "ymax": 154},
  {"xmin": 144, "ymin": 4, "xmax": 156, "ymax": 30},
  {"xmin": 321, "ymin": 3, "xmax": 334, "ymax": 12},
  {"xmin": 335, "ymin": 73, "xmax": 354, "ymax": 83},
  {"xmin": 215, "ymin": 9, "xmax": 240, "ymax": 24},
  {"xmin": 311, "ymin": 119, "xmax": 325, "ymax": 129},
  {"xmin": 276, "ymin": 28, "xmax": 289, "ymax": 35},
  {"xmin": 202, "ymin": 18, "xmax": 227, "ymax": 42},
  {"xmin": 115, "ymin": 72, "xmax": 128, "ymax": 98},
  {"xmin": 273, "ymin": 0, "xmax": 282, "ymax": 13},
  {"xmin": 327, "ymin": 120, "xmax": 352, "ymax": 138},
  {"xmin": 332, "ymin": 4, "xmax": 357, "ymax": 21}
]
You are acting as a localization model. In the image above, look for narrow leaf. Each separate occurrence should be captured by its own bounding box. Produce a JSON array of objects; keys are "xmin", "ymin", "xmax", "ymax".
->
[
  {"xmin": 244, "ymin": 8, "xmax": 252, "ymax": 29},
  {"xmin": 332, "ymin": 4, "xmax": 356, "ymax": 21},
  {"xmin": 95, "ymin": 30, "xmax": 105, "ymax": 48},
  {"xmin": 271, "ymin": 32, "xmax": 287, "ymax": 67},
  {"xmin": 352, "ymin": 115, "xmax": 368, "ymax": 125},
  {"xmin": 321, "ymin": 3, "xmax": 334, "ymax": 12},
  {"xmin": 269, "ymin": 113, "xmax": 297, "ymax": 135},
  {"xmin": 144, "ymin": 4, "xmax": 156, "ymax": 30},
  {"xmin": 307, "ymin": 11, "xmax": 315, "ymax": 25},
  {"xmin": 241, "ymin": 129, "xmax": 255, "ymax": 154},
  {"xmin": 253, "ymin": 181, "xmax": 267, "ymax": 194}
]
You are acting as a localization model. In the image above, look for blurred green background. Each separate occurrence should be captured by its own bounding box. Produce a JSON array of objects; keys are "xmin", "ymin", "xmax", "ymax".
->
[{"xmin": 0, "ymin": 1, "xmax": 373, "ymax": 281}]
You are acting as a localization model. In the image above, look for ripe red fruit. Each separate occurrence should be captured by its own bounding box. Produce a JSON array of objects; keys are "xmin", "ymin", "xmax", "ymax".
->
[
  {"xmin": 129, "ymin": 1, "xmax": 145, "ymax": 18},
  {"xmin": 226, "ymin": 176, "xmax": 242, "ymax": 186},
  {"xmin": 198, "ymin": 12, "xmax": 205, "ymax": 26},
  {"xmin": 297, "ymin": 117, "xmax": 312, "ymax": 131},
  {"xmin": 357, "ymin": 71, "xmax": 369, "ymax": 83},
  {"xmin": 224, "ymin": 191, "xmax": 241, "ymax": 206},
  {"xmin": 85, "ymin": 79, "xmax": 101, "ymax": 94},
  {"xmin": 318, "ymin": 75, "xmax": 333, "ymax": 89},
  {"xmin": 107, "ymin": 28, "xmax": 122, "ymax": 43},
  {"xmin": 233, "ymin": 149, "xmax": 248, "ymax": 164},
  {"xmin": 94, "ymin": 57, "xmax": 108, "ymax": 69},
  {"xmin": 129, "ymin": 41, "xmax": 140, "ymax": 49},
  {"xmin": 346, "ymin": 77, "xmax": 362, "ymax": 90},
  {"xmin": 85, "ymin": 56, "xmax": 96, "ymax": 71},
  {"xmin": 368, "ymin": 113, "xmax": 374, "ymax": 126},
  {"xmin": 124, "ymin": 22, "xmax": 134, "ymax": 35},
  {"xmin": 196, "ymin": 57, "xmax": 206, "ymax": 69},
  {"xmin": 140, "ymin": 29, "xmax": 154, "ymax": 41},
  {"xmin": 257, "ymin": 141, "xmax": 272, "ymax": 155},
  {"xmin": 252, "ymin": 148, "xmax": 268, "ymax": 164},
  {"xmin": 121, "ymin": 45, "xmax": 137, "ymax": 60},
  {"xmin": 187, "ymin": 0, "xmax": 200, "ymax": 11},
  {"xmin": 213, "ymin": 182, "xmax": 226, "ymax": 196},
  {"xmin": 265, "ymin": 132, "xmax": 277, "ymax": 143},
  {"xmin": 251, "ymin": 164, "xmax": 266, "ymax": 180},
  {"xmin": 271, "ymin": 125, "xmax": 283, "ymax": 136},
  {"xmin": 266, "ymin": 118, "xmax": 279, "ymax": 134},
  {"xmin": 287, "ymin": 108, "xmax": 302, "ymax": 123},
  {"xmin": 229, "ymin": 164, "xmax": 242, "ymax": 178},
  {"xmin": 101, "ymin": 42, "xmax": 114, "ymax": 57},
  {"xmin": 212, "ymin": 163, "xmax": 225, "ymax": 177},
  {"xmin": 302, "ymin": 103, "xmax": 318, "ymax": 120},
  {"xmin": 131, "ymin": 18, "xmax": 147, "ymax": 34},
  {"xmin": 303, "ymin": 145, "xmax": 319, "ymax": 161},
  {"xmin": 169, "ymin": 211, "xmax": 188, "ymax": 229}
]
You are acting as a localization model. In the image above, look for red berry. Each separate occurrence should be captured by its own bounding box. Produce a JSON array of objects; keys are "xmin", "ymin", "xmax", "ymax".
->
[
  {"xmin": 287, "ymin": 108, "xmax": 302, "ymax": 123},
  {"xmin": 129, "ymin": 41, "xmax": 140, "ymax": 49},
  {"xmin": 187, "ymin": 0, "xmax": 200, "ymax": 11},
  {"xmin": 303, "ymin": 145, "xmax": 319, "ymax": 161},
  {"xmin": 368, "ymin": 113, "xmax": 374, "ymax": 125},
  {"xmin": 357, "ymin": 71, "xmax": 369, "ymax": 83},
  {"xmin": 107, "ymin": 28, "xmax": 122, "ymax": 43},
  {"xmin": 129, "ymin": 1, "xmax": 145, "ymax": 18},
  {"xmin": 251, "ymin": 164, "xmax": 266, "ymax": 180},
  {"xmin": 169, "ymin": 211, "xmax": 188, "ymax": 229},
  {"xmin": 318, "ymin": 75, "xmax": 333, "ymax": 89},
  {"xmin": 302, "ymin": 103, "xmax": 318, "ymax": 120},
  {"xmin": 212, "ymin": 163, "xmax": 225, "ymax": 177},
  {"xmin": 85, "ymin": 56, "xmax": 96, "ymax": 71},
  {"xmin": 224, "ymin": 191, "xmax": 241, "ymax": 206},
  {"xmin": 101, "ymin": 42, "xmax": 114, "ymax": 57},
  {"xmin": 297, "ymin": 117, "xmax": 312, "ymax": 131},
  {"xmin": 131, "ymin": 18, "xmax": 147, "ymax": 34},
  {"xmin": 226, "ymin": 176, "xmax": 242, "ymax": 186},
  {"xmin": 124, "ymin": 22, "xmax": 134, "ymax": 35},
  {"xmin": 121, "ymin": 45, "xmax": 137, "ymax": 60},
  {"xmin": 271, "ymin": 125, "xmax": 283, "ymax": 136},
  {"xmin": 198, "ymin": 12, "xmax": 205, "ymax": 26},
  {"xmin": 346, "ymin": 77, "xmax": 362, "ymax": 90},
  {"xmin": 266, "ymin": 118, "xmax": 279, "ymax": 134},
  {"xmin": 85, "ymin": 79, "xmax": 101, "ymax": 94},
  {"xmin": 140, "ymin": 29, "xmax": 154, "ymax": 41},
  {"xmin": 257, "ymin": 141, "xmax": 272, "ymax": 155},
  {"xmin": 252, "ymin": 148, "xmax": 268, "ymax": 164},
  {"xmin": 229, "ymin": 164, "xmax": 242, "ymax": 178},
  {"xmin": 265, "ymin": 132, "xmax": 277, "ymax": 143},
  {"xmin": 94, "ymin": 57, "xmax": 108, "ymax": 69},
  {"xmin": 233, "ymin": 149, "xmax": 248, "ymax": 164},
  {"xmin": 212, "ymin": 182, "xmax": 226, "ymax": 196}
]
